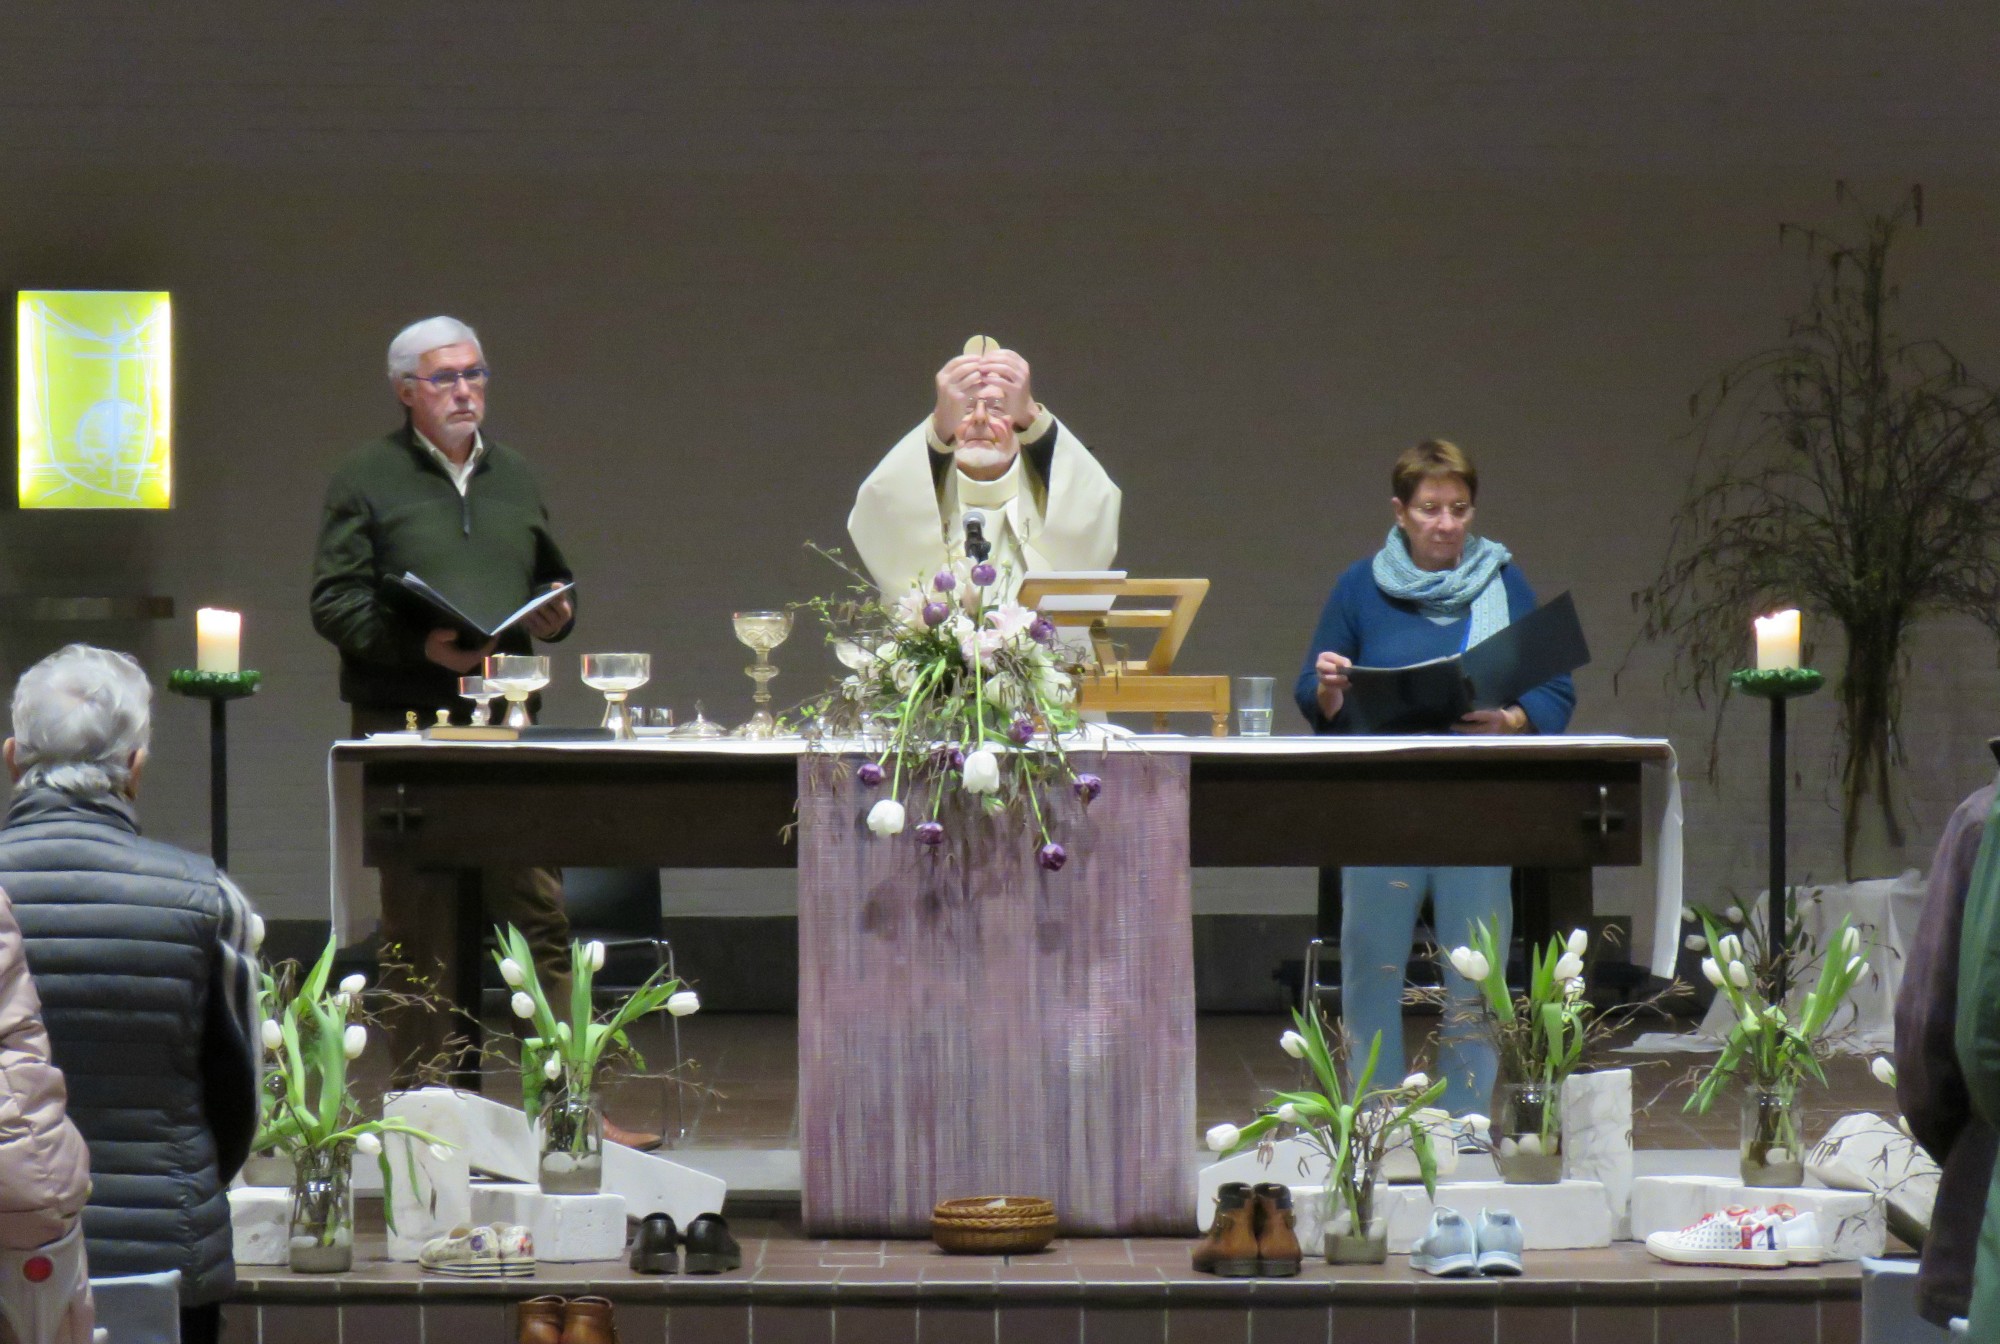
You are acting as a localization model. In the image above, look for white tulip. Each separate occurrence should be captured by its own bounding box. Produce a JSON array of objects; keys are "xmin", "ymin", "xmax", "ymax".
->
[
  {"xmin": 499, "ymin": 958, "xmax": 526, "ymax": 988},
  {"xmin": 1728, "ymin": 961, "xmax": 1751, "ymax": 989},
  {"xmin": 866, "ymin": 799, "xmax": 906, "ymax": 838},
  {"xmin": 1204, "ymin": 1123, "xmax": 1242, "ymax": 1153},
  {"xmin": 338, "ymin": 974, "xmax": 366, "ymax": 996},
  {"xmin": 961, "ymin": 749, "xmax": 1003, "ymax": 795},
  {"xmin": 511, "ymin": 991, "xmax": 536, "ymax": 1020},
  {"xmin": 1681, "ymin": 906, "xmax": 1696, "ymax": 924},
  {"xmin": 1564, "ymin": 976, "xmax": 1586, "ymax": 1001},
  {"xmin": 1897, "ymin": 1115, "xmax": 1914, "ymax": 1138},
  {"xmin": 1463, "ymin": 1113, "xmax": 1491, "ymax": 1135},
  {"xmin": 1276, "ymin": 1103, "xmax": 1302, "ymax": 1124},
  {"xmin": 1847, "ymin": 955, "xmax": 1865, "ymax": 976},
  {"xmin": 1279, "ymin": 1030, "xmax": 1307, "ymax": 1059},
  {"xmin": 1465, "ymin": 950, "xmax": 1491, "ymax": 982},
  {"xmin": 1725, "ymin": 905, "xmax": 1744, "ymax": 924},
  {"xmin": 1447, "ymin": 946, "xmax": 1475, "ymax": 978},
  {"xmin": 1842, "ymin": 927, "xmax": 1862, "ymax": 956},
  {"xmin": 1700, "ymin": 958, "xmax": 1724, "ymax": 987},
  {"xmin": 1871, "ymin": 1057, "xmax": 1897, "ymax": 1088},
  {"xmin": 260, "ymin": 1019, "xmax": 282, "ymax": 1052},
  {"xmin": 431, "ymin": 1143, "xmax": 454, "ymax": 1161},
  {"xmin": 586, "ymin": 941, "xmax": 607, "ymax": 973},
  {"xmin": 555, "ymin": 1022, "xmax": 571, "ymax": 1041},
  {"xmin": 1553, "ymin": 952, "xmax": 1584, "ymax": 982},
  {"xmin": 1401, "ymin": 1072, "xmax": 1430, "ymax": 1091},
  {"xmin": 354, "ymin": 1132, "xmax": 382, "ymax": 1156},
  {"xmin": 544, "ymin": 1055, "xmax": 563, "ymax": 1081},
  {"xmin": 1683, "ymin": 934, "xmax": 1707, "ymax": 952},
  {"xmin": 342, "ymin": 1024, "xmax": 367, "ymax": 1059},
  {"xmin": 667, "ymin": 990, "xmax": 701, "ymax": 1017},
  {"xmin": 247, "ymin": 913, "xmax": 266, "ymax": 952},
  {"xmin": 1718, "ymin": 935, "xmax": 1743, "ymax": 964},
  {"xmin": 1567, "ymin": 929, "xmax": 1588, "ymax": 957},
  {"xmin": 333, "ymin": 992, "xmax": 351, "ymax": 1012}
]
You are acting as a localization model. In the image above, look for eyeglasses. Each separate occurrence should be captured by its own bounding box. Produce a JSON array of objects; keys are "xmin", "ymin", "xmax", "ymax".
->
[
  {"xmin": 404, "ymin": 366, "xmax": 491, "ymax": 390},
  {"xmin": 1409, "ymin": 501, "xmax": 1473, "ymax": 521}
]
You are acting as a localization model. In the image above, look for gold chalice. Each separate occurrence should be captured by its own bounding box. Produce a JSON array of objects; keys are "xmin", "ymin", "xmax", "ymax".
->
[{"xmin": 732, "ymin": 610, "xmax": 794, "ymax": 738}]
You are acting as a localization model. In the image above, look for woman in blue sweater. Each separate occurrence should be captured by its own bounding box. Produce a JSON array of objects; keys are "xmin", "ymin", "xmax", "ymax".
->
[{"xmin": 1292, "ymin": 440, "xmax": 1575, "ymax": 1117}]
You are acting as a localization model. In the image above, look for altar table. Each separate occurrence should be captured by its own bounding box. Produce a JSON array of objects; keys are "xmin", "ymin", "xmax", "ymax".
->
[{"xmin": 327, "ymin": 734, "xmax": 1679, "ymax": 1096}]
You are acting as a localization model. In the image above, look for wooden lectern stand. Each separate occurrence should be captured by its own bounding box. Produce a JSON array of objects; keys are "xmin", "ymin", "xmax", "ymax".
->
[{"xmin": 1017, "ymin": 575, "xmax": 1230, "ymax": 735}]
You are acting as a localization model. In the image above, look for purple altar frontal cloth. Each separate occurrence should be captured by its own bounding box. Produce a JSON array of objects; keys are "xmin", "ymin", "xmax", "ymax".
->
[{"xmin": 797, "ymin": 750, "xmax": 1195, "ymax": 1236}]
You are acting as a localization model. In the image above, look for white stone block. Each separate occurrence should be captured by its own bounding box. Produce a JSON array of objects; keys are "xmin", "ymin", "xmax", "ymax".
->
[
  {"xmin": 602, "ymin": 1141, "xmax": 727, "ymax": 1226},
  {"xmin": 1628, "ymin": 1174, "xmax": 1885, "ymax": 1260},
  {"xmin": 470, "ymin": 1180, "xmax": 544, "ymax": 1230},
  {"xmin": 454, "ymin": 1091, "xmax": 539, "ymax": 1184},
  {"xmin": 530, "ymin": 1192, "xmax": 627, "ymax": 1263},
  {"xmin": 382, "ymin": 1089, "xmax": 474, "ymax": 1260},
  {"xmin": 228, "ymin": 1186, "xmax": 290, "ymax": 1267},
  {"xmin": 1352, "ymin": 1180, "xmax": 1612, "ymax": 1252},
  {"xmin": 1562, "ymin": 1069, "xmax": 1634, "ymax": 1238},
  {"xmin": 1807, "ymin": 1112, "xmax": 1940, "ymax": 1242}
]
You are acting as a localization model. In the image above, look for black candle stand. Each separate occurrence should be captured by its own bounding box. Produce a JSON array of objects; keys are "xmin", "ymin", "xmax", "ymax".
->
[
  {"xmin": 167, "ymin": 669, "xmax": 262, "ymax": 870},
  {"xmin": 1728, "ymin": 666, "xmax": 1825, "ymax": 1000}
]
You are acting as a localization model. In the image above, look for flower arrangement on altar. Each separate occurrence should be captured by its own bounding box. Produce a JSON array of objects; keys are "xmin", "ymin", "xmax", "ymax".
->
[
  {"xmin": 1685, "ymin": 910, "xmax": 1869, "ymax": 1184},
  {"xmin": 1204, "ymin": 1009, "xmax": 1447, "ymax": 1264},
  {"xmin": 255, "ymin": 937, "xmax": 452, "ymax": 1271},
  {"xmin": 797, "ymin": 550, "xmax": 1099, "ymax": 868},
  {"xmin": 1443, "ymin": 920, "xmax": 1599, "ymax": 1183},
  {"xmin": 493, "ymin": 924, "xmax": 700, "ymax": 1194}
]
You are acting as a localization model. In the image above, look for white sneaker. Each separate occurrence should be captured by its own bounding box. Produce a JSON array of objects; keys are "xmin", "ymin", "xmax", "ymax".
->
[
  {"xmin": 417, "ymin": 1223, "xmax": 535, "ymax": 1277},
  {"xmin": 1644, "ymin": 1205, "xmax": 1821, "ymax": 1269}
]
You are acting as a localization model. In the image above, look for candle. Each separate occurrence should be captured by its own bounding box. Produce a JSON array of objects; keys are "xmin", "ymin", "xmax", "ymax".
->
[
  {"xmin": 196, "ymin": 608, "xmax": 241, "ymax": 673},
  {"xmin": 1753, "ymin": 608, "xmax": 1800, "ymax": 671}
]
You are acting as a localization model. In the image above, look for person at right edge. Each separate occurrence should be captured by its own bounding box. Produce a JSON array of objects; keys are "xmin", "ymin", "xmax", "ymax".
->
[
  {"xmin": 1292, "ymin": 439, "xmax": 1574, "ymax": 1119},
  {"xmin": 1895, "ymin": 772, "xmax": 1998, "ymax": 1331},
  {"xmin": 311, "ymin": 316, "xmax": 658, "ymax": 1150}
]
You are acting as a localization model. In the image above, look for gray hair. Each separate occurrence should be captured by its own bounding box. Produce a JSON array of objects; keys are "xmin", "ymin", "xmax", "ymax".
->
[
  {"xmin": 386, "ymin": 316, "xmax": 483, "ymax": 383},
  {"xmin": 10, "ymin": 644, "xmax": 152, "ymax": 799}
]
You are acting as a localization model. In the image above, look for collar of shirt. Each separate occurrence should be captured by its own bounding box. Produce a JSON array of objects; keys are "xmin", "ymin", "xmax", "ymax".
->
[{"xmin": 413, "ymin": 427, "xmax": 486, "ymax": 495}]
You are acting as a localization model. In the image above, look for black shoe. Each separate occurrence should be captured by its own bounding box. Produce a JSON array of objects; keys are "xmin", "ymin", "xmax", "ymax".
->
[
  {"xmin": 630, "ymin": 1213, "xmax": 679, "ymax": 1274},
  {"xmin": 682, "ymin": 1213, "xmax": 742, "ymax": 1275}
]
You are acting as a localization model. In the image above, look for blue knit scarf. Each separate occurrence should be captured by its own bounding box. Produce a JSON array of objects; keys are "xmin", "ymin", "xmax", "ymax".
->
[{"xmin": 1371, "ymin": 527, "xmax": 1513, "ymax": 648}]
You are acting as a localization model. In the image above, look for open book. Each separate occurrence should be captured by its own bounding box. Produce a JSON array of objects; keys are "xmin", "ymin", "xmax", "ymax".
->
[
  {"xmin": 382, "ymin": 573, "xmax": 575, "ymax": 649},
  {"xmin": 1342, "ymin": 591, "xmax": 1590, "ymax": 734}
]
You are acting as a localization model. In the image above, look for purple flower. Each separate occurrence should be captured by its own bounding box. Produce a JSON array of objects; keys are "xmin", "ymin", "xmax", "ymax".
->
[
  {"xmin": 1009, "ymin": 717, "xmax": 1036, "ymax": 745},
  {"xmin": 922, "ymin": 601, "xmax": 949, "ymax": 627},
  {"xmin": 1073, "ymin": 773, "xmax": 1103, "ymax": 804},
  {"xmin": 932, "ymin": 744, "xmax": 966, "ymax": 771},
  {"xmin": 915, "ymin": 821, "xmax": 946, "ymax": 847},
  {"xmin": 1028, "ymin": 617, "xmax": 1057, "ymax": 646},
  {"xmin": 932, "ymin": 571, "xmax": 957, "ymax": 593},
  {"xmin": 1037, "ymin": 842, "xmax": 1068, "ymax": 872},
  {"xmin": 970, "ymin": 562, "xmax": 998, "ymax": 588},
  {"xmin": 857, "ymin": 762, "xmax": 884, "ymax": 786}
]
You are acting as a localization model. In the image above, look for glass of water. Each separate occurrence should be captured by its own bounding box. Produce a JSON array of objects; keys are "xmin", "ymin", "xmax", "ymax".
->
[{"xmin": 1237, "ymin": 676, "xmax": 1275, "ymax": 736}]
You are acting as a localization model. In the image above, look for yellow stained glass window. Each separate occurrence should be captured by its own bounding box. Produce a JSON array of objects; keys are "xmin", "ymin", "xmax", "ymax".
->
[{"xmin": 17, "ymin": 291, "xmax": 172, "ymax": 509}]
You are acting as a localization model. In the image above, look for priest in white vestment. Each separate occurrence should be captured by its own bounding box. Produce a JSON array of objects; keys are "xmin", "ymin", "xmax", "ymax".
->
[{"xmin": 848, "ymin": 340, "xmax": 1121, "ymax": 598}]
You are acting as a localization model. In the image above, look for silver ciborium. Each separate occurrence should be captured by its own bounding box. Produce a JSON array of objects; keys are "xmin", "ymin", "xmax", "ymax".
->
[
  {"xmin": 732, "ymin": 610, "xmax": 794, "ymax": 738},
  {"xmin": 483, "ymin": 653, "xmax": 551, "ymax": 730},
  {"xmin": 581, "ymin": 652, "xmax": 651, "ymax": 740}
]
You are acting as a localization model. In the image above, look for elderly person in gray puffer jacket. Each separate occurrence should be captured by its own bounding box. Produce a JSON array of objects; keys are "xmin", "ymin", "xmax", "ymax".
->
[{"xmin": 0, "ymin": 645, "xmax": 259, "ymax": 1344}]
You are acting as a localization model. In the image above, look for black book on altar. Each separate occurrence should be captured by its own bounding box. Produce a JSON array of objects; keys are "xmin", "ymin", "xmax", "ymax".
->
[
  {"xmin": 381, "ymin": 573, "xmax": 575, "ymax": 649},
  {"xmin": 1342, "ymin": 591, "xmax": 1590, "ymax": 734}
]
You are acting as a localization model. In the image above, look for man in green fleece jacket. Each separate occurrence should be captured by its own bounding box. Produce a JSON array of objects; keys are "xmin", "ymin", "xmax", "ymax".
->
[{"xmin": 312, "ymin": 317, "xmax": 671, "ymax": 1142}]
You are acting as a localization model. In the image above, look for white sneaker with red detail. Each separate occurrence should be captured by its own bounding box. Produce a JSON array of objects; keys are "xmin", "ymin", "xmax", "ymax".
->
[{"xmin": 1643, "ymin": 1204, "xmax": 1825, "ymax": 1269}]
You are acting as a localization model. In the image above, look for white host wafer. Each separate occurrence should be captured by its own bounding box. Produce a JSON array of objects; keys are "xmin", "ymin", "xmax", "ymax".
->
[{"xmin": 961, "ymin": 334, "xmax": 999, "ymax": 357}]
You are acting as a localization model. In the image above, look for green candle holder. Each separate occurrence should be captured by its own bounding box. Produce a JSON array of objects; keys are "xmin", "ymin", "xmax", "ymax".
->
[
  {"xmin": 167, "ymin": 669, "xmax": 263, "ymax": 701},
  {"xmin": 167, "ymin": 669, "xmax": 262, "ymax": 869},
  {"xmin": 1728, "ymin": 667, "xmax": 1824, "ymax": 700}
]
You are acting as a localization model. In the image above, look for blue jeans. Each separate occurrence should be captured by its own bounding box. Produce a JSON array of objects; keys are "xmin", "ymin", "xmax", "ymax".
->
[{"xmin": 1339, "ymin": 865, "xmax": 1511, "ymax": 1118}]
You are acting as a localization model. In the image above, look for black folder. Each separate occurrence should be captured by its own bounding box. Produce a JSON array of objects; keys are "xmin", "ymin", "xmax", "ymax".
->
[
  {"xmin": 1342, "ymin": 591, "xmax": 1590, "ymax": 734},
  {"xmin": 382, "ymin": 573, "xmax": 575, "ymax": 649}
]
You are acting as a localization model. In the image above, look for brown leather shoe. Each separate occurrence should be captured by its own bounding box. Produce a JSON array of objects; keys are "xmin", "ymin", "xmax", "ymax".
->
[
  {"xmin": 1191, "ymin": 1182, "xmax": 1259, "ymax": 1276},
  {"xmin": 1253, "ymin": 1183, "xmax": 1303, "ymax": 1276},
  {"xmin": 560, "ymin": 1295, "xmax": 618, "ymax": 1344},
  {"xmin": 601, "ymin": 1117, "xmax": 663, "ymax": 1152},
  {"xmin": 518, "ymin": 1296, "xmax": 566, "ymax": 1344}
]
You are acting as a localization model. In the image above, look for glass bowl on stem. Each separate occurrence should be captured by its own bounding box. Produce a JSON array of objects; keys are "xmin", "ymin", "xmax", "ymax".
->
[
  {"xmin": 457, "ymin": 675, "xmax": 501, "ymax": 726},
  {"xmin": 732, "ymin": 610, "xmax": 794, "ymax": 738},
  {"xmin": 483, "ymin": 654, "xmax": 551, "ymax": 729},
  {"xmin": 581, "ymin": 653, "xmax": 651, "ymax": 740}
]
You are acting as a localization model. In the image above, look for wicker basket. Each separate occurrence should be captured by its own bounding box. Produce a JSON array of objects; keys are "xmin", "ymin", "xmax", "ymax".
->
[{"xmin": 930, "ymin": 1196, "xmax": 1059, "ymax": 1255}]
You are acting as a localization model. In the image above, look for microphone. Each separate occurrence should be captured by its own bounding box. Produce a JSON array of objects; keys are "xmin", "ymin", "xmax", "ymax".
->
[{"xmin": 962, "ymin": 509, "xmax": 993, "ymax": 563}]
